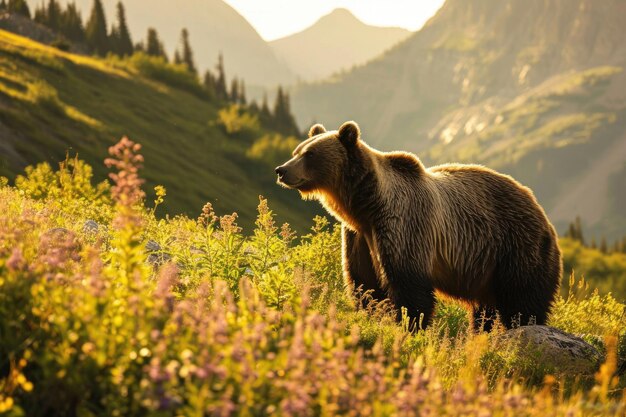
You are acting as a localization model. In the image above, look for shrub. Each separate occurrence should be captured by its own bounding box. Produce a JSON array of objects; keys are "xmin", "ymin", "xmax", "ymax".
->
[
  {"xmin": 246, "ymin": 133, "xmax": 300, "ymax": 166},
  {"xmin": 217, "ymin": 104, "xmax": 260, "ymax": 137},
  {"xmin": 129, "ymin": 52, "xmax": 205, "ymax": 98},
  {"xmin": 27, "ymin": 80, "xmax": 65, "ymax": 114}
]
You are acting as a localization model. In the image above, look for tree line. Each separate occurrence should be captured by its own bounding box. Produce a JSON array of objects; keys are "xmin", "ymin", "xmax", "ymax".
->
[
  {"xmin": 565, "ymin": 216, "xmax": 626, "ymax": 255},
  {"xmin": 1, "ymin": 0, "xmax": 300, "ymax": 136}
]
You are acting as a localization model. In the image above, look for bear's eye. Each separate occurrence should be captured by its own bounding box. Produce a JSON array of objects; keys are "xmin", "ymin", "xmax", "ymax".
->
[{"xmin": 304, "ymin": 151, "xmax": 315, "ymax": 159}]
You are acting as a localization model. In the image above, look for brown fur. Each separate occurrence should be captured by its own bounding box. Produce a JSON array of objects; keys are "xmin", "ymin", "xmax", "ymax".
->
[{"xmin": 275, "ymin": 121, "xmax": 562, "ymax": 330}]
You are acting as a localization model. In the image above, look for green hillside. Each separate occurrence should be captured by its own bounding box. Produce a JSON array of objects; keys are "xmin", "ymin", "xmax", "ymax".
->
[
  {"xmin": 0, "ymin": 29, "xmax": 318, "ymax": 232},
  {"xmin": 292, "ymin": 0, "xmax": 626, "ymax": 240}
]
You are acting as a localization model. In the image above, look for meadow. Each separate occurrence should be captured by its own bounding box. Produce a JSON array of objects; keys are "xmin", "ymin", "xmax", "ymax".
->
[{"xmin": 0, "ymin": 137, "xmax": 625, "ymax": 416}]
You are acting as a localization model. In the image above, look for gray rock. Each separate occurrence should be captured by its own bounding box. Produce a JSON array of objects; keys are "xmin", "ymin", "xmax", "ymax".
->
[
  {"xmin": 83, "ymin": 220, "xmax": 99, "ymax": 234},
  {"xmin": 145, "ymin": 240, "xmax": 162, "ymax": 252},
  {"xmin": 147, "ymin": 252, "xmax": 173, "ymax": 266},
  {"xmin": 501, "ymin": 325, "xmax": 603, "ymax": 376}
]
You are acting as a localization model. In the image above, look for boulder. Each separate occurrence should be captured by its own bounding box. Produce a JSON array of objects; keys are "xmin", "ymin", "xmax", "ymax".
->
[
  {"xmin": 501, "ymin": 325, "xmax": 603, "ymax": 376},
  {"xmin": 83, "ymin": 220, "xmax": 99, "ymax": 234}
]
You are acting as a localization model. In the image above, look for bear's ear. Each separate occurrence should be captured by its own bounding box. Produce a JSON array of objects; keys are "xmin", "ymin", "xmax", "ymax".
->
[
  {"xmin": 308, "ymin": 123, "xmax": 326, "ymax": 138},
  {"xmin": 338, "ymin": 121, "xmax": 360, "ymax": 147}
]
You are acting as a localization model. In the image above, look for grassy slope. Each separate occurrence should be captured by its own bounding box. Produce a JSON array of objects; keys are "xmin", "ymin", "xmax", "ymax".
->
[{"xmin": 0, "ymin": 30, "xmax": 318, "ymax": 233}]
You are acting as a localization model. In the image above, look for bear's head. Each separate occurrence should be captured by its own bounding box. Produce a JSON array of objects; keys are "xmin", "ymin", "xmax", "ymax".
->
[{"xmin": 275, "ymin": 121, "xmax": 363, "ymax": 198}]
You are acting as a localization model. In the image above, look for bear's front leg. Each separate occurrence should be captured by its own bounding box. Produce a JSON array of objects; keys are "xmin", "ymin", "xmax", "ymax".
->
[
  {"xmin": 372, "ymin": 230, "xmax": 436, "ymax": 329},
  {"xmin": 342, "ymin": 225, "xmax": 387, "ymax": 309}
]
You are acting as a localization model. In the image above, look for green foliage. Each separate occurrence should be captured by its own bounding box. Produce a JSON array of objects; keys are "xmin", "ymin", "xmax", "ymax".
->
[
  {"xmin": 15, "ymin": 155, "xmax": 111, "ymax": 223},
  {"xmin": 246, "ymin": 133, "xmax": 299, "ymax": 166},
  {"xmin": 27, "ymin": 79, "xmax": 64, "ymax": 114},
  {"xmin": 216, "ymin": 103, "xmax": 260, "ymax": 136},
  {"xmin": 560, "ymin": 237, "xmax": 626, "ymax": 301},
  {"xmin": 551, "ymin": 275, "xmax": 626, "ymax": 337},
  {"xmin": 128, "ymin": 52, "xmax": 204, "ymax": 98},
  {"xmin": 0, "ymin": 148, "xmax": 625, "ymax": 416}
]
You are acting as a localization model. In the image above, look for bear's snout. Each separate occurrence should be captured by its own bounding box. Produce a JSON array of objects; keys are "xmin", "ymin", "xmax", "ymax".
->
[{"xmin": 275, "ymin": 166, "xmax": 287, "ymax": 177}]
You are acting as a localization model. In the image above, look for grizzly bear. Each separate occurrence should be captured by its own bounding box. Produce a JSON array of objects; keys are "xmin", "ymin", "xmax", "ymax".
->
[{"xmin": 275, "ymin": 121, "xmax": 562, "ymax": 330}]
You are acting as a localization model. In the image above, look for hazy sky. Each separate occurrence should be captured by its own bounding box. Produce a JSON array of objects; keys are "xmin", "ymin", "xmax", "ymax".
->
[{"xmin": 223, "ymin": 0, "xmax": 446, "ymax": 41}]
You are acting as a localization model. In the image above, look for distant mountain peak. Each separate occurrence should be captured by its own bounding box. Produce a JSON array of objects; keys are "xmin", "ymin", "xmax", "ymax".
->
[
  {"xmin": 324, "ymin": 8, "xmax": 357, "ymax": 19},
  {"xmin": 270, "ymin": 7, "xmax": 410, "ymax": 81},
  {"xmin": 316, "ymin": 8, "xmax": 364, "ymax": 27}
]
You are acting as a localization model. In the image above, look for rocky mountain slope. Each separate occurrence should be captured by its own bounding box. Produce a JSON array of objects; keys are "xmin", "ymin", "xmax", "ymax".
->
[
  {"xmin": 292, "ymin": 0, "xmax": 626, "ymax": 239},
  {"xmin": 270, "ymin": 8, "xmax": 410, "ymax": 82}
]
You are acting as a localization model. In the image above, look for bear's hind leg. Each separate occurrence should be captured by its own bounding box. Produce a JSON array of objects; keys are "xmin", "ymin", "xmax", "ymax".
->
[
  {"xmin": 493, "ymin": 269, "xmax": 558, "ymax": 329},
  {"xmin": 493, "ymin": 234, "xmax": 561, "ymax": 329}
]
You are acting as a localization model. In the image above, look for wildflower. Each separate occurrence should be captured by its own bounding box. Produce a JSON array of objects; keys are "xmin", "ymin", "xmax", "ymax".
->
[
  {"xmin": 153, "ymin": 185, "xmax": 166, "ymax": 212},
  {"xmin": 280, "ymin": 223, "xmax": 295, "ymax": 244},
  {"xmin": 219, "ymin": 212, "xmax": 241, "ymax": 234},
  {"xmin": 197, "ymin": 202, "xmax": 217, "ymax": 226},
  {"xmin": 6, "ymin": 247, "xmax": 25, "ymax": 271},
  {"xmin": 104, "ymin": 137, "xmax": 145, "ymax": 207}
]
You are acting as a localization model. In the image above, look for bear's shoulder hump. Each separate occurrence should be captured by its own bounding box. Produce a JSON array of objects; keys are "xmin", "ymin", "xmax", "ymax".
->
[{"xmin": 385, "ymin": 151, "xmax": 424, "ymax": 174}]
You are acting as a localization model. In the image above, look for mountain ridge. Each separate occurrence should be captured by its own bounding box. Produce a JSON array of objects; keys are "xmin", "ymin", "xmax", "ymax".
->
[{"xmin": 270, "ymin": 7, "xmax": 410, "ymax": 82}]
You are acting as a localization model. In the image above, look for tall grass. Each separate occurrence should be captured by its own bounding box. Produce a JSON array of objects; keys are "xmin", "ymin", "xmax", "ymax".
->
[{"xmin": 0, "ymin": 138, "xmax": 625, "ymax": 416}]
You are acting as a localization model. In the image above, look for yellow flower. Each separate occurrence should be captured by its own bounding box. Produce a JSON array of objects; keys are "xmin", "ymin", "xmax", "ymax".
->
[{"xmin": 0, "ymin": 397, "xmax": 14, "ymax": 413}]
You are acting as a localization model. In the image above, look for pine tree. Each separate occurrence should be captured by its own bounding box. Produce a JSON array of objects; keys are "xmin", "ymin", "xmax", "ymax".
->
[
  {"xmin": 113, "ymin": 1, "xmax": 133, "ymax": 56},
  {"xmin": 239, "ymin": 79, "xmax": 247, "ymax": 105},
  {"xmin": 145, "ymin": 28, "xmax": 167, "ymax": 60},
  {"xmin": 134, "ymin": 41, "xmax": 144, "ymax": 53},
  {"xmin": 85, "ymin": 0, "xmax": 109, "ymax": 55},
  {"xmin": 61, "ymin": 2, "xmax": 85, "ymax": 42},
  {"xmin": 46, "ymin": 0, "xmax": 62, "ymax": 31},
  {"xmin": 0, "ymin": 0, "xmax": 6, "ymax": 10},
  {"xmin": 229, "ymin": 78, "xmax": 239, "ymax": 103},
  {"xmin": 272, "ymin": 86, "xmax": 299, "ymax": 135},
  {"xmin": 612, "ymin": 240, "xmax": 621, "ymax": 254},
  {"xmin": 215, "ymin": 53, "xmax": 227, "ymax": 100},
  {"xmin": 600, "ymin": 237, "xmax": 608, "ymax": 254},
  {"xmin": 179, "ymin": 28, "xmax": 197, "ymax": 74},
  {"xmin": 8, "ymin": 0, "xmax": 31, "ymax": 18},
  {"xmin": 33, "ymin": 3, "xmax": 47, "ymax": 24},
  {"xmin": 203, "ymin": 70, "xmax": 216, "ymax": 98},
  {"xmin": 109, "ymin": 25, "xmax": 120, "ymax": 55},
  {"xmin": 173, "ymin": 50, "xmax": 182, "ymax": 64},
  {"xmin": 574, "ymin": 216, "xmax": 584, "ymax": 245},
  {"xmin": 590, "ymin": 237, "xmax": 597, "ymax": 250},
  {"xmin": 248, "ymin": 99, "xmax": 259, "ymax": 113},
  {"xmin": 260, "ymin": 93, "xmax": 271, "ymax": 121}
]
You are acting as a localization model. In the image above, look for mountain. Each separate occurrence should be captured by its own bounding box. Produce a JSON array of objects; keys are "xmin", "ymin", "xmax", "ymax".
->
[
  {"xmin": 270, "ymin": 8, "xmax": 410, "ymax": 82},
  {"xmin": 292, "ymin": 0, "xmax": 626, "ymax": 240},
  {"xmin": 0, "ymin": 29, "xmax": 318, "ymax": 232},
  {"xmin": 26, "ymin": 0, "xmax": 294, "ymax": 86}
]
